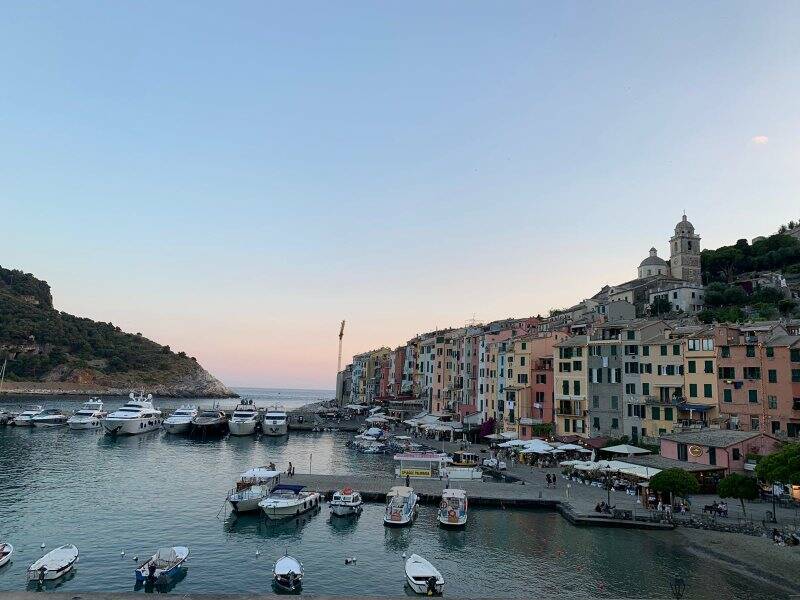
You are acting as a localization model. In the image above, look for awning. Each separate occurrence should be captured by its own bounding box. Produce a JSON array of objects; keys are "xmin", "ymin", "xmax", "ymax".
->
[
  {"xmin": 600, "ymin": 444, "xmax": 650, "ymax": 455},
  {"xmin": 679, "ymin": 403, "xmax": 713, "ymax": 412},
  {"xmin": 556, "ymin": 443, "xmax": 585, "ymax": 451},
  {"xmin": 483, "ymin": 433, "xmax": 505, "ymax": 440}
]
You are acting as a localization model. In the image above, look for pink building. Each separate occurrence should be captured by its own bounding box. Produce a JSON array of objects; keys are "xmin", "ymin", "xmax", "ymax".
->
[{"xmin": 659, "ymin": 430, "xmax": 781, "ymax": 474}]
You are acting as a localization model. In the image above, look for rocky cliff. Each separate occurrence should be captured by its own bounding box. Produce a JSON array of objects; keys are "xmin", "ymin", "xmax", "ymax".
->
[{"xmin": 0, "ymin": 266, "xmax": 236, "ymax": 398}]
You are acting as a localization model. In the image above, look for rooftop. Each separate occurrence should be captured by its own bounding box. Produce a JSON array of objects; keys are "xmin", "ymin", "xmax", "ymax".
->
[
  {"xmin": 625, "ymin": 454, "xmax": 722, "ymax": 472},
  {"xmin": 661, "ymin": 430, "xmax": 765, "ymax": 448}
]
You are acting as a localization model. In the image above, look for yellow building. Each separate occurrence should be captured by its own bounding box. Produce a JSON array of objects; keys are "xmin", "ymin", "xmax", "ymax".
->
[
  {"xmin": 640, "ymin": 333, "xmax": 684, "ymax": 440},
  {"xmin": 682, "ymin": 327, "xmax": 718, "ymax": 423},
  {"xmin": 554, "ymin": 335, "xmax": 588, "ymax": 437}
]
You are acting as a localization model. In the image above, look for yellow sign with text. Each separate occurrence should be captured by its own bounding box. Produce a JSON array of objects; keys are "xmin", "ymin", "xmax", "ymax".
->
[{"xmin": 400, "ymin": 468, "xmax": 431, "ymax": 478}]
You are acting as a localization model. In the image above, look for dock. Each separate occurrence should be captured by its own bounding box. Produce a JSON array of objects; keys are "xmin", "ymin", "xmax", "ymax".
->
[{"xmin": 287, "ymin": 474, "xmax": 674, "ymax": 530}]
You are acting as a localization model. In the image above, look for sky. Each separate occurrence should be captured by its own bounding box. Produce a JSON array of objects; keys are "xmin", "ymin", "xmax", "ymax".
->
[{"xmin": 1, "ymin": 2, "xmax": 799, "ymax": 389}]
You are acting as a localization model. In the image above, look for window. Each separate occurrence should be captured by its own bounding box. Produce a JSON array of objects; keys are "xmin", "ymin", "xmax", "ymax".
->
[
  {"xmin": 642, "ymin": 383, "xmax": 650, "ymax": 395},
  {"xmin": 611, "ymin": 418, "xmax": 619, "ymax": 429},
  {"xmin": 723, "ymin": 389, "xmax": 732, "ymax": 403},
  {"xmin": 743, "ymin": 367, "xmax": 761, "ymax": 380},
  {"xmin": 768, "ymin": 369, "xmax": 777, "ymax": 383},
  {"xmin": 673, "ymin": 344, "xmax": 680, "ymax": 356},
  {"xmin": 576, "ymin": 347, "xmax": 583, "ymax": 357},
  {"xmin": 643, "ymin": 346, "xmax": 649, "ymax": 356},
  {"xmin": 793, "ymin": 398, "xmax": 800, "ymax": 411},
  {"xmin": 768, "ymin": 395, "xmax": 778, "ymax": 410},
  {"xmin": 718, "ymin": 366, "xmax": 735, "ymax": 379},
  {"xmin": 521, "ymin": 342, "xmax": 527, "ymax": 350},
  {"xmin": 721, "ymin": 346, "xmax": 730, "ymax": 358},
  {"xmin": 627, "ymin": 331, "xmax": 635, "ymax": 340},
  {"xmin": 766, "ymin": 347, "xmax": 774, "ymax": 358},
  {"xmin": 702, "ymin": 339, "xmax": 714, "ymax": 351},
  {"xmin": 520, "ymin": 356, "xmax": 526, "ymax": 366},
  {"xmin": 792, "ymin": 349, "xmax": 800, "ymax": 362},
  {"xmin": 748, "ymin": 390, "xmax": 758, "ymax": 403},
  {"xmin": 611, "ymin": 396, "xmax": 619, "ymax": 410},
  {"xmin": 688, "ymin": 360, "xmax": 696, "ymax": 374},
  {"xmin": 562, "ymin": 381, "xmax": 569, "ymax": 395},
  {"xmin": 689, "ymin": 383, "xmax": 697, "ymax": 398},
  {"xmin": 688, "ymin": 339, "xmax": 699, "ymax": 351},
  {"xmin": 625, "ymin": 383, "xmax": 636, "ymax": 394},
  {"xmin": 664, "ymin": 407, "xmax": 673, "ymax": 421},
  {"xmin": 709, "ymin": 447, "xmax": 716, "ymax": 466},
  {"xmin": 573, "ymin": 381, "xmax": 581, "ymax": 396},
  {"xmin": 750, "ymin": 416, "xmax": 759, "ymax": 431},
  {"xmin": 660, "ymin": 345, "xmax": 667, "ymax": 356},
  {"xmin": 732, "ymin": 448, "xmax": 741, "ymax": 461},
  {"xmin": 704, "ymin": 360, "xmax": 714, "ymax": 374},
  {"xmin": 573, "ymin": 360, "xmax": 582, "ymax": 371},
  {"xmin": 746, "ymin": 345, "xmax": 755, "ymax": 358},
  {"xmin": 593, "ymin": 417, "xmax": 600, "ymax": 430},
  {"xmin": 677, "ymin": 443, "xmax": 688, "ymax": 461},
  {"xmin": 651, "ymin": 406, "xmax": 661, "ymax": 420},
  {"xmin": 592, "ymin": 395, "xmax": 599, "ymax": 409},
  {"xmin": 793, "ymin": 369, "xmax": 800, "ymax": 383},
  {"xmin": 704, "ymin": 384, "xmax": 713, "ymax": 398},
  {"xmin": 610, "ymin": 346, "xmax": 617, "ymax": 356}
]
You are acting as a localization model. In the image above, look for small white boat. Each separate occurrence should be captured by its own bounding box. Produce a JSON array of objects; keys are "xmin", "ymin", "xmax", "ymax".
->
[
  {"xmin": 383, "ymin": 486, "xmax": 417, "ymax": 527},
  {"xmin": 13, "ymin": 405, "xmax": 44, "ymax": 427},
  {"xmin": 272, "ymin": 553, "xmax": 303, "ymax": 593},
  {"xmin": 227, "ymin": 467, "xmax": 281, "ymax": 513},
  {"xmin": 0, "ymin": 543, "xmax": 13, "ymax": 568},
  {"xmin": 102, "ymin": 392, "xmax": 162, "ymax": 435},
  {"xmin": 67, "ymin": 398, "xmax": 106, "ymax": 430},
  {"xmin": 27, "ymin": 544, "xmax": 79, "ymax": 582},
  {"xmin": 134, "ymin": 546, "xmax": 189, "ymax": 583},
  {"xmin": 405, "ymin": 554, "xmax": 444, "ymax": 595},
  {"xmin": 162, "ymin": 405, "xmax": 198, "ymax": 434},
  {"xmin": 329, "ymin": 488, "xmax": 363, "ymax": 517},
  {"xmin": 259, "ymin": 485, "xmax": 321, "ymax": 520},
  {"xmin": 263, "ymin": 407, "xmax": 288, "ymax": 436},
  {"xmin": 228, "ymin": 400, "xmax": 259, "ymax": 436},
  {"xmin": 32, "ymin": 409, "xmax": 69, "ymax": 427},
  {"xmin": 437, "ymin": 488, "xmax": 468, "ymax": 528}
]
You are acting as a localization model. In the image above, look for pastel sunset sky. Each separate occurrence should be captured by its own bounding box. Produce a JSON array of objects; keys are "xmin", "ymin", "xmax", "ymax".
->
[{"xmin": 2, "ymin": 2, "xmax": 799, "ymax": 389}]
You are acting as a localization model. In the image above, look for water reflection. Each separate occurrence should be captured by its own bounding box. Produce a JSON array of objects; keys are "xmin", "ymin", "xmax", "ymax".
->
[{"xmin": 133, "ymin": 567, "xmax": 187, "ymax": 593}]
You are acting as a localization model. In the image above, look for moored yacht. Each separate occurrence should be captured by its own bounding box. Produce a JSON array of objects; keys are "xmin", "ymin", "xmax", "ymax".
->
[
  {"xmin": 190, "ymin": 409, "xmax": 228, "ymax": 437},
  {"xmin": 383, "ymin": 486, "xmax": 417, "ymax": 527},
  {"xmin": 13, "ymin": 405, "xmax": 43, "ymax": 427},
  {"xmin": 227, "ymin": 467, "xmax": 282, "ymax": 513},
  {"xmin": 259, "ymin": 485, "xmax": 321, "ymax": 520},
  {"xmin": 262, "ymin": 406, "xmax": 288, "ymax": 436},
  {"xmin": 228, "ymin": 400, "xmax": 259, "ymax": 436},
  {"xmin": 32, "ymin": 409, "xmax": 69, "ymax": 427},
  {"xmin": 162, "ymin": 405, "xmax": 198, "ymax": 434},
  {"xmin": 67, "ymin": 398, "xmax": 106, "ymax": 430},
  {"xmin": 101, "ymin": 392, "xmax": 162, "ymax": 435}
]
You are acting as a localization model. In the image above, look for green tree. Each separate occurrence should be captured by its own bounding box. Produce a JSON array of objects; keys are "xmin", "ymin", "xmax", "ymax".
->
[
  {"xmin": 649, "ymin": 468, "xmax": 700, "ymax": 504},
  {"xmin": 650, "ymin": 297, "xmax": 672, "ymax": 316},
  {"xmin": 756, "ymin": 444, "xmax": 800, "ymax": 486},
  {"xmin": 717, "ymin": 473, "xmax": 759, "ymax": 517}
]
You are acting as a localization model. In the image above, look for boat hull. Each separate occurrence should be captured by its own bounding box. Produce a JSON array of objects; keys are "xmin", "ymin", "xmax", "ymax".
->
[
  {"xmin": 27, "ymin": 562, "xmax": 76, "ymax": 581},
  {"xmin": 33, "ymin": 418, "xmax": 68, "ymax": 427},
  {"xmin": 261, "ymin": 495, "xmax": 321, "ymax": 520},
  {"xmin": 262, "ymin": 423, "xmax": 288, "ymax": 436},
  {"xmin": 330, "ymin": 503, "xmax": 362, "ymax": 517},
  {"xmin": 102, "ymin": 418, "xmax": 162, "ymax": 436},
  {"xmin": 406, "ymin": 574, "xmax": 444, "ymax": 595},
  {"xmin": 0, "ymin": 544, "xmax": 13, "ymax": 568},
  {"xmin": 68, "ymin": 418, "xmax": 101, "ymax": 430},
  {"xmin": 163, "ymin": 421, "xmax": 191, "ymax": 434},
  {"xmin": 189, "ymin": 421, "xmax": 228, "ymax": 438},
  {"xmin": 13, "ymin": 417, "xmax": 35, "ymax": 427},
  {"xmin": 437, "ymin": 514, "xmax": 467, "ymax": 528},
  {"xmin": 228, "ymin": 420, "xmax": 258, "ymax": 436}
]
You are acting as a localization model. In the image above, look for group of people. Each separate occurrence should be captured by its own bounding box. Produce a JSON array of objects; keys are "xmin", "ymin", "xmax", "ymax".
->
[
  {"xmin": 594, "ymin": 501, "xmax": 616, "ymax": 514},
  {"xmin": 702, "ymin": 500, "xmax": 728, "ymax": 517},
  {"xmin": 544, "ymin": 473, "xmax": 558, "ymax": 489}
]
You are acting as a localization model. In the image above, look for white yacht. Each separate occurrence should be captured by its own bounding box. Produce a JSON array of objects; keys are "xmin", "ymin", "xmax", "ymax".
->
[
  {"xmin": 13, "ymin": 405, "xmax": 44, "ymax": 427},
  {"xmin": 259, "ymin": 485, "xmax": 321, "ymax": 520},
  {"xmin": 32, "ymin": 409, "xmax": 69, "ymax": 427},
  {"xmin": 67, "ymin": 399, "xmax": 106, "ymax": 430},
  {"xmin": 101, "ymin": 392, "xmax": 162, "ymax": 435},
  {"xmin": 262, "ymin": 407, "xmax": 288, "ymax": 436},
  {"xmin": 227, "ymin": 467, "xmax": 282, "ymax": 513},
  {"xmin": 228, "ymin": 400, "xmax": 259, "ymax": 436},
  {"xmin": 162, "ymin": 405, "xmax": 198, "ymax": 434}
]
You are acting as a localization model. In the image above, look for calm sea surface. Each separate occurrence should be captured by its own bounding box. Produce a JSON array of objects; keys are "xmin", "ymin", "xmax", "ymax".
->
[{"xmin": 0, "ymin": 389, "xmax": 787, "ymax": 598}]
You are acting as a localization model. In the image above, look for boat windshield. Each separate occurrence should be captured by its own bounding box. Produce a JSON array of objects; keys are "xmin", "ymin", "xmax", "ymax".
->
[{"xmin": 233, "ymin": 412, "xmax": 255, "ymax": 418}]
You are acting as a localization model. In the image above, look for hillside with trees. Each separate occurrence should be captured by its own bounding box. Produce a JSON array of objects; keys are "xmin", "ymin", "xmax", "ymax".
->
[{"xmin": 0, "ymin": 266, "xmax": 235, "ymax": 397}]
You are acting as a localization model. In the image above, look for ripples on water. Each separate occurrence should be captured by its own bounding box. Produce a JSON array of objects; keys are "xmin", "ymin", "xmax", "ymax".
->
[{"xmin": 0, "ymin": 392, "xmax": 788, "ymax": 598}]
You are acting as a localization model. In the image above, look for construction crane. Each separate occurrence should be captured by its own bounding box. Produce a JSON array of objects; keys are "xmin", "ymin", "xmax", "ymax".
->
[{"xmin": 337, "ymin": 320, "xmax": 346, "ymax": 373}]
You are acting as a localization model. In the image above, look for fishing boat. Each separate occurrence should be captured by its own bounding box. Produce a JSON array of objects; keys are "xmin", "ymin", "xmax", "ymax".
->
[
  {"xmin": 404, "ymin": 554, "xmax": 444, "ymax": 595},
  {"xmin": 437, "ymin": 488, "xmax": 468, "ymax": 528},
  {"xmin": 0, "ymin": 543, "xmax": 13, "ymax": 568},
  {"xmin": 227, "ymin": 467, "xmax": 281, "ymax": 513},
  {"xmin": 67, "ymin": 398, "xmax": 106, "ymax": 430},
  {"xmin": 162, "ymin": 405, "xmax": 198, "ymax": 434},
  {"xmin": 101, "ymin": 392, "xmax": 162, "ymax": 435},
  {"xmin": 32, "ymin": 408, "xmax": 69, "ymax": 427},
  {"xmin": 13, "ymin": 405, "xmax": 44, "ymax": 427},
  {"xmin": 263, "ymin": 407, "xmax": 288, "ymax": 436},
  {"xmin": 134, "ymin": 546, "xmax": 189, "ymax": 583},
  {"xmin": 259, "ymin": 485, "xmax": 321, "ymax": 520},
  {"xmin": 228, "ymin": 400, "xmax": 259, "ymax": 436},
  {"xmin": 189, "ymin": 409, "xmax": 228, "ymax": 437},
  {"xmin": 26, "ymin": 544, "xmax": 79, "ymax": 582},
  {"xmin": 272, "ymin": 553, "xmax": 303, "ymax": 593},
  {"xmin": 383, "ymin": 486, "xmax": 417, "ymax": 526},
  {"xmin": 329, "ymin": 488, "xmax": 363, "ymax": 517}
]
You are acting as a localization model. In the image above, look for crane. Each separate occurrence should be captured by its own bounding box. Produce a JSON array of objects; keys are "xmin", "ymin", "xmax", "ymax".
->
[{"xmin": 337, "ymin": 320, "xmax": 346, "ymax": 373}]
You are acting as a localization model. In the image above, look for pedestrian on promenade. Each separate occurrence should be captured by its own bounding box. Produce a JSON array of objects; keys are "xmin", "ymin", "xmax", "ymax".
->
[
  {"xmin": 405, "ymin": 474, "xmax": 411, "ymax": 487},
  {"xmin": 288, "ymin": 462, "xmax": 293, "ymax": 477},
  {"xmin": 545, "ymin": 473, "xmax": 551, "ymax": 488}
]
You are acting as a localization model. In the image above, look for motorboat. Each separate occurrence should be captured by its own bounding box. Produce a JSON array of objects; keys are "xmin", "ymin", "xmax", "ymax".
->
[
  {"xmin": 383, "ymin": 486, "xmax": 417, "ymax": 526},
  {"xmin": 329, "ymin": 488, "xmax": 363, "ymax": 517},
  {"xmin": 437, "ymin": 488, "xmax": 468, "ymax": 528},
  {"xmin": 26, "ymin": 544, "xmax": 79, "ymax": 582},
  {"xmin": 101, "ymin": 392, "xmax": 162, "ymax": 435},
  {"xmin": 272, "ymin": 553, "xmax": 303, "ymax": 593},
  {"xmin": 67, "ymin": 398, "xmax": 106, "ymax": 430},
  {"xmin": 162, "ymin": 405, "xmax": 198, "ymax": 434},
  {"xmin": 259, "ymin": 485, "xmax": 321, "ymax": 520},
  {"xmin": 134, "ymin": 546, "xmax": 189, "ymax": 583},
  {"xmin": 32, "ymin": 409, "xmax": 69, "ymax": 427},
  {"xmin": 450, "ymin": 451, "xmax": 479, "ymax": 467},
  {"xmin": 13, "ymin": 405, "xmax": 44, "ymax": 427},
  {"xmin": 263, "ymin": 406, "xmax": 288, "ymax": 436},
  {"xmin": 405, "ymin": 554, "xmax": 444, "ymax": 595},
  {"xmin": 190, "ymin": 409, "xmax": 228, "ymax": 437},
  {"xmin": 228, "ymin": 400, "xmax": 259, "ymax": 436},
  {"xmin": 0, "ymin": 542, "xmax": 12, "ymax": 568},
  {"xmin": 227, "ymin": 467, "xmax": 281, "ymax": 513}
]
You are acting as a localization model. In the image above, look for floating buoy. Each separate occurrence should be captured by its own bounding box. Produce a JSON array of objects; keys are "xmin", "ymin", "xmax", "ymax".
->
[
  {"xmin": 255, "ymin": 549, "xmax": 260, "ymax": 557},
  {"xmin": 133, "ymin": 556, "xmax": 138, "ymax": 562},
  {"xmin": 121, "ymin": 551, "xmax": 125, "ymax": 557},
  {"xmin": 345, "ymin": 557, "xmax": 357, "ymax": 565},
  {"xmin": 402, "ymin": 552, "xmax": 406, "ymax": 559}
]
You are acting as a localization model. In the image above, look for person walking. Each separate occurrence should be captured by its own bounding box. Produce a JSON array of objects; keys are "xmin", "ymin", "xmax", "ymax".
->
[{"xmin": 288, "ymin": 462, "xmax": 294, "ymax": 478}]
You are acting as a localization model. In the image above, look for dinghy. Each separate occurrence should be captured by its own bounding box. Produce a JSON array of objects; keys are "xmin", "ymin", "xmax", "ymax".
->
[
  {"xmin": 27, "ymin": 544, "xmax": 79, "ymax": 582},
  {"xmin": 134, "ymin": 546, "xmax": 189, "ymax": 583},
  {"xmin": 272, "ymin": 553, "xmax": 303, "ymax": 592},
  {"xmin": 404, "ymin": 554, "xmax": 444, "ymax": 595},
  {"xmin": 0, "ymin": 543, "xmax": 13, "ymax": 568}
]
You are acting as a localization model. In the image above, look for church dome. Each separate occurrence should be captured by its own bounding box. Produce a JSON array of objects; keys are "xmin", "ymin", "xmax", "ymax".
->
[
  {"xmin": 639, "ymin": 247, "xmax": 668, "ymax": 268},
  {"xmin": 675, "ymin": 213, "xmax": 695, "ymax": 235}
]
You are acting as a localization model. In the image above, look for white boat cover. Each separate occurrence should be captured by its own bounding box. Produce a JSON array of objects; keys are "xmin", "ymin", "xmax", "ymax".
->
[
  {"xmin": 29, "ymin": 545, "xmax": 78, "ymax": 571},
  {"xmin": 274, "ymin": 555, "xmax": 302, "ymax": 575},
  {"xmin": 405, "ymin": 554, "xmax": 443, "ymax": 581},
  {"xmin": 241, "ymin": 468, "xmax": 280, "ymax": 480}
]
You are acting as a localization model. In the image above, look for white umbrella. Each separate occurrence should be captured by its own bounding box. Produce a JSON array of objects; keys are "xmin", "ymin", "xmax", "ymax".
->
[
  {"xmin": 559, "ymin": 460, "xmax": 580, "ymax": 466},
  {"xmin": 556, "ymin": 443, "xmax": 585, "ymax": 451},
  {"xmin": 498, "ymin": 439, "xmax": 527, "ymax": 448},
  {"xmin": 600, "ymin": 444, "xmax": 650, "ymax": 456}
]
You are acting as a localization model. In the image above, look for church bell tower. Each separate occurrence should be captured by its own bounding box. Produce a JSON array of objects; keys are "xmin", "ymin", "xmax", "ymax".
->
[{"xmin": 669, "ymin": 214, "xmax": 702, "ymax": 284}]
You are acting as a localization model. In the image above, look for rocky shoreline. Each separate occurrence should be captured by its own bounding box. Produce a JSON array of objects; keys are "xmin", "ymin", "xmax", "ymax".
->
[{"xmin": 0, "ymin": 380, "xmax": 238, "ymax": 399}]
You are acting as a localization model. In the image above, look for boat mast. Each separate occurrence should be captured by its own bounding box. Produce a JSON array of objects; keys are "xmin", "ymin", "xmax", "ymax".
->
[{"xmin": 0, "ymin": 357, "xmax": 6, "ymax": 394}]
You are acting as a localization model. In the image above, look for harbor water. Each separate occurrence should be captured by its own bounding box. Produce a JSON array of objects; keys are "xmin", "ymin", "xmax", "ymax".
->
[{"xmin": 0, "ymin": 390, "xmax": 788, "ymax": 598}]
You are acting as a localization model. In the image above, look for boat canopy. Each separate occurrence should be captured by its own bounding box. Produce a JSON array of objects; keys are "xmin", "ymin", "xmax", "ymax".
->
[
  {"xmin": 155, "ymin": 547, "xmax": 178, "ymax": 563},
  {"xmin": 241, "ymin": 467, "xmax": 281, "ymax": 480},
  {"xmin": 272, "ymin": 484, "xmax": 306, "ymax": 493}
]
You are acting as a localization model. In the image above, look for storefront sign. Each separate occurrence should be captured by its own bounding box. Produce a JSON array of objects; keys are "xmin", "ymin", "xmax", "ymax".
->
[
  {"xmin": 400, "ymin": 468, "xmax": 431, "ymax": 477},
  {"xmin": 688, "ymin": 445, "xmax": 703, "ymax": 458}
]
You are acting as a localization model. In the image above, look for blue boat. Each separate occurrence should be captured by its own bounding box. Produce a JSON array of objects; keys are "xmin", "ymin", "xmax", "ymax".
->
[{"xmin": 134, "ymin": 546, "xmax": 189, "ymax": 583}]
